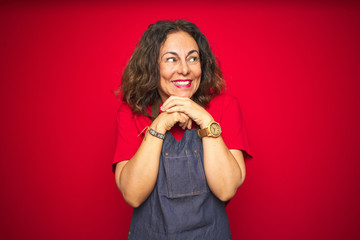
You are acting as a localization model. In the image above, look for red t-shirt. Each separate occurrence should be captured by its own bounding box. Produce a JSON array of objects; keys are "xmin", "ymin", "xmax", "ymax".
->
[{"xmin": 113, "ymin": 94, "xmax": 252, "ymax": 169}]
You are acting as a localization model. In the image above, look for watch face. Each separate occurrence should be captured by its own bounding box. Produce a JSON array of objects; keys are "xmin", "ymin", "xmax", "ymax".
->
[{"xmin": 209, "ymin": 122, "xmax": 221, "ymax": 136}]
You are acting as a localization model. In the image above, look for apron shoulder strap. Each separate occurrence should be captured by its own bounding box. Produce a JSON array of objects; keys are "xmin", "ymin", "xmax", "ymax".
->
[{"xmin": 150, "ymin": 100, "xmax": 161, "ymax": 123}]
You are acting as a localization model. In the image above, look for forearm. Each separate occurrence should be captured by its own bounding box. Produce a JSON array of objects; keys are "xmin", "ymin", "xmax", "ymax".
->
[
  {"xmin": 202, "ymin": 136, "xmax": 244, "ymax": 202},
  {"xmin": 118, "ymin": 122, "xmax": 165, "ymax": 207}
]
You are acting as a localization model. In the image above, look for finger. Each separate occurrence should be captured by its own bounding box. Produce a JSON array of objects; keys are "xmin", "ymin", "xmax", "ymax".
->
[
  {"xmin": 182, "ymin": 118, "xmax": 190, "ymax": 130},
  {"xmin": 179, "ymin": 112, "xmax": 190, "ymax": 120},
  {"xmin": 177, "ymin": 115, "xmax": 185, "ymax": 129},
  {"xmin": 161, "ymin": 96, "xmax": 176, "ymax": 110},
  {"xmin": 176, "ymin": 112, "xmax": 187, "ymax": 126},
  {"xmin": 187, "ymin": 119, "xmax": 192, "ymax": 129},
  {"xmin": 166, "ymin": 105, "xmax": 185, "ymax": 113},
  {"xmin": 162, "ymin": 97, "xmax": 190, "ymax": 111},
  {"xmin": 179, "ymin": 113, "xmax": 190, "ymax": 130},
  {"xmin": 162, "ymin": 96, "xmax": 184, "ymax": 106},
  {"xmin": 165, "ymin": 98, "xmax": 197, "ymax": 113}
]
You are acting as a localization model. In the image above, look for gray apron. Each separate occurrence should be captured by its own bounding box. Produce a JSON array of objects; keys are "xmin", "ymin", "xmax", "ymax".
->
[{"xmin": 128, "ymin": 104, "xmax": 231, "ymax": 240}]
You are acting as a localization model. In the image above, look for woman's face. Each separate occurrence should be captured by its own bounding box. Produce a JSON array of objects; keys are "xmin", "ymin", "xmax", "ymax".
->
[{"xmin": 158, "ymin": 31, "xmax": 201, "ymax": 102}]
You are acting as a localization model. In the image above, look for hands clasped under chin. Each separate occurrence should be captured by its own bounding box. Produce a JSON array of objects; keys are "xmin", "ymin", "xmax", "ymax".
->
[{"xmin": 156, "ymin": 96, "xmax": 214, "ymax": 132}]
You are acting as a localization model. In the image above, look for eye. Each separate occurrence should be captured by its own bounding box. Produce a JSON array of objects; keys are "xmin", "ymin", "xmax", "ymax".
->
[
  {"xmin": 188, "ymin": 56, "xmax": 198, "ymax": 63},
  {"xmin": 166, "ymin": 57, "xmax": 177, "ymax": 63}
]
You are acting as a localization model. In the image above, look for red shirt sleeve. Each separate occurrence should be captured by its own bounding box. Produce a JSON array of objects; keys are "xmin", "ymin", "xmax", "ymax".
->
[
  {"xmin": 112, "ymin": 101, "xmax": 150, "ymax": 171},
  {"xmin": 208, "ymin": 94, "xmax": 253, "ymax": 160}
]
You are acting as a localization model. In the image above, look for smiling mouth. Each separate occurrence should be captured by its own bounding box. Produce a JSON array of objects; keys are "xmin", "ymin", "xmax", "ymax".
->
[{"xmin": 172, "ymin": 79, "xmax": 192, "ymax": 88}]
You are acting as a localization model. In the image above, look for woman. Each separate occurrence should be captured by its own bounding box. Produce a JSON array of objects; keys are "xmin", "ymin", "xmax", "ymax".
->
[{"xmin": 113, "ymin": 20, "xmax": 252, "ymax": 240}]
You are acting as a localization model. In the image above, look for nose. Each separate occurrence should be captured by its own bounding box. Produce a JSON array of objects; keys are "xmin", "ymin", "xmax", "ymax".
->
[{"xmin": 178, "ymin": 59, "xmax": 190, "ymax": 75}]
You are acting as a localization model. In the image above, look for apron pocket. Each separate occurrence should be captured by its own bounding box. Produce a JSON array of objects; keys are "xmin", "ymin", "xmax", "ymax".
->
[{"xmin": 163, "ymin": 150, "xmax": 207, "ymax": 198}]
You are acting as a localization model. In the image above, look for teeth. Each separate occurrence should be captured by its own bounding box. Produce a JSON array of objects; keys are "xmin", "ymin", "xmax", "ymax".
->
[{"xmin": 173, "ymin": 81, "xmax": 191, "ymax": 86}]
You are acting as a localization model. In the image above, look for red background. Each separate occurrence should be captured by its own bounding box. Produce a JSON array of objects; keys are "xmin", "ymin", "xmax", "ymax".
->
[{"xmin": 1, "ymin": 1, "xmax": 360, "ymax": 239}]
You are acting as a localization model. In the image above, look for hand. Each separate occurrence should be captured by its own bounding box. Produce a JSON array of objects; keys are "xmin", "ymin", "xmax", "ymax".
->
[
  {"xmin": 151, "ymin": 111, "xmax": 192, "ymax": 133},
  {"xmin": 160, "ymin": 96, "xmax": 213, "ymax": 129}
]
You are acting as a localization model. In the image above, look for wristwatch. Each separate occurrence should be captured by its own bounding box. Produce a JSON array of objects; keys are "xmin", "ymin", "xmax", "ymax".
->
[{"xmin": 198, "ymin": 121, "xmax": 222, "ymax": 138}]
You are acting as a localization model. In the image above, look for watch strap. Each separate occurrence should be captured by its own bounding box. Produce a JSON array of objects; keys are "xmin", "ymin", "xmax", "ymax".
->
[{"xmin": 198, "ymin": 128, "xmax": 210, "ymax": 138}]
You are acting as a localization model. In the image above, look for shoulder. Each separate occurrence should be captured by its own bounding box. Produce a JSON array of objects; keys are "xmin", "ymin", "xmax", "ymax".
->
[
  {"xmin": 117, "ymin": 100, "xmax": 150, "ymax": 120},
  {"xmin": 117, "ymin": 100, "xmax": 133, "ymax": 115},
  {"xmin": 213, "ymin": 93, "xmax": 238, "ymax": 102},
  {"xmin": 206, "ymin": 93, "xmax": 241, "ymax": 121},
  {"xmin": 207, "ymin": 93, "xmax": 239, "ymax": 108}
]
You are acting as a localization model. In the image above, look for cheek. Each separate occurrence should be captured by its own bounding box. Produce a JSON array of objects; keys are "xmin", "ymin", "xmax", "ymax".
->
[
  {"xmin": 159, "ymin": 65, "xmax": 174, "ymax": 80},
  {"xmin": 195, "ymin": 65, "xmax": 202, "ymax": 79},
  {"xmin": 195, "ymin": 62, "xmax": 201, "ymax": 74}
]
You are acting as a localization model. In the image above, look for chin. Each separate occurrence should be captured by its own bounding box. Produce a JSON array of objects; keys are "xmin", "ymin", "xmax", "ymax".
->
[
  {"xmin": 173, "ymin": 89, "xmax": 197, "ymax": 98},
  {"xmin": 174, "ymin": 93, "xmax": 194, "ymax": 99}
]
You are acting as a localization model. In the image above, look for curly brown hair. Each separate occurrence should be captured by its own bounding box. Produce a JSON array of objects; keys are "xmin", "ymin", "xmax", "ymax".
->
[{"xmin": 117, "ymin": 20, "xmax": 225, "ymax": 117}]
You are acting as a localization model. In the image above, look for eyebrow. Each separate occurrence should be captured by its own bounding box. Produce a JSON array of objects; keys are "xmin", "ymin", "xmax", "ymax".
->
[{"xmin": 160, "ymin": 50, "xmax": 199, "ymax": 60}]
